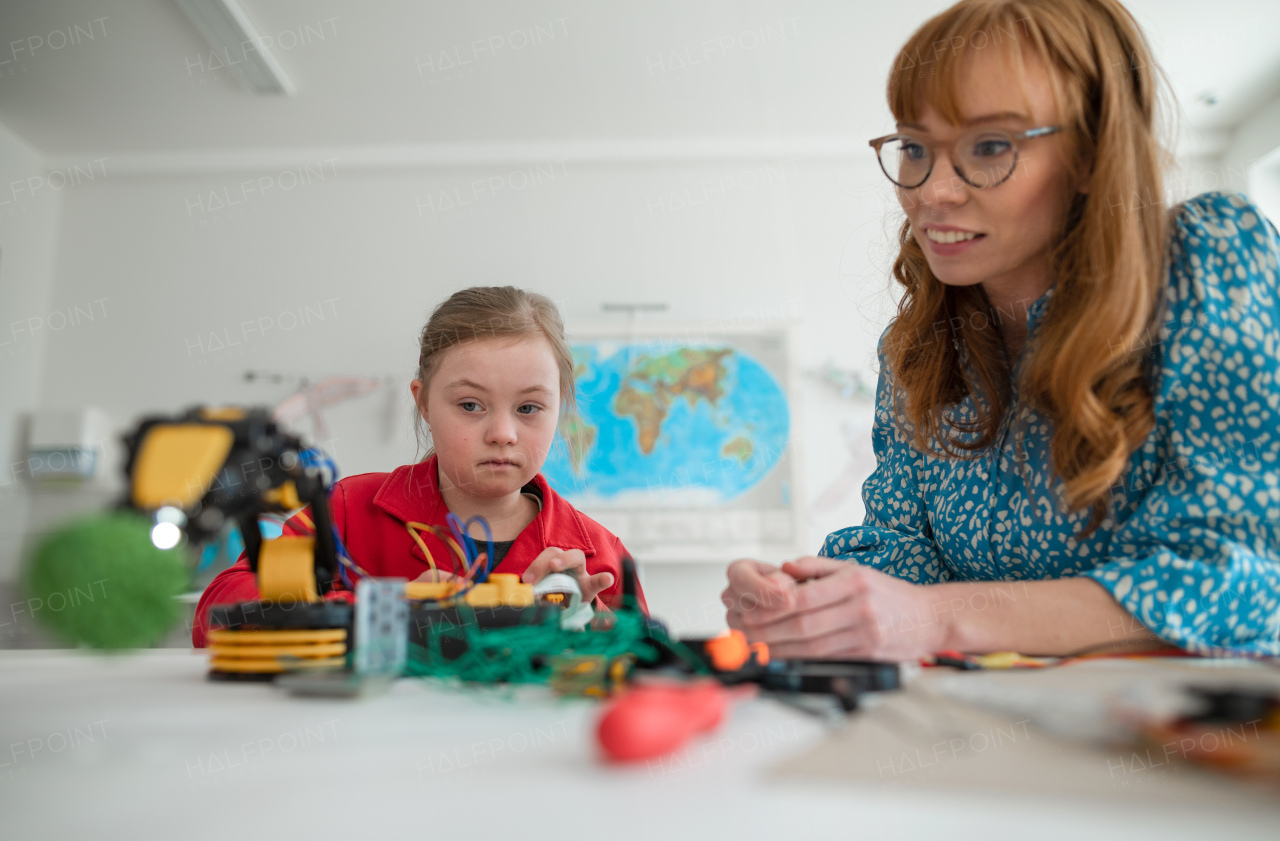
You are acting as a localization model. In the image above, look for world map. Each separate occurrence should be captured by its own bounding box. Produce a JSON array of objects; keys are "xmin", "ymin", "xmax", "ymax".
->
[{"xmin": 542, "ymin": 342, "xmax": 790, "ymax": 507}]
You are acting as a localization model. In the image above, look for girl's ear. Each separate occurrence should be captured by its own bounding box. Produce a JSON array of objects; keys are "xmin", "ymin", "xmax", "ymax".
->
[{"xmin": 410, "ymin": 379, "xmax": 429, "ymax": 424}]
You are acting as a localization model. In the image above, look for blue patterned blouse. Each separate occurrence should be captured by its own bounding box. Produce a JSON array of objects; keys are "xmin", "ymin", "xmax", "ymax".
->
[{"xmin": 822, "ymin": 192, "xmax": 1280, "ymax": 655}]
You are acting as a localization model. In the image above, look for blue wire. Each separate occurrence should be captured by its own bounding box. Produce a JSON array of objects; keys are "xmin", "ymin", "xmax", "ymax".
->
[
  {"xmin": 445, "ymin": 512, "xmax": 475, "ymax": 571},
  {"xmin": 298, "ymin": 446, "xmax": 365, "ymax": 588},
  {"xmin": 445, "ymin": 512, "xmax": 495, "ymax": 582}
]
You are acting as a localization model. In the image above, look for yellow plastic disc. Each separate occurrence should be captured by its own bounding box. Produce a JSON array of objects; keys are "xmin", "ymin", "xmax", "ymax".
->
[
  {"xmin": 209, "ymin": 642, "xmax": 347, "ymax": 660},
  {"xmin": 209, "ymin": 656, "xmax": 347, "ymax": 674},
  {"xmin": 208, "ymin": 628, "xmax": 347, "ymax": 645}
]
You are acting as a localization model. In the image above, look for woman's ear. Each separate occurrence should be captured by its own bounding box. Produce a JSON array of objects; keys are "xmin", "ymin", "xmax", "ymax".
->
[{"xmin": 410, "ymin": 379, "xmax": 428, "ymax": 425}]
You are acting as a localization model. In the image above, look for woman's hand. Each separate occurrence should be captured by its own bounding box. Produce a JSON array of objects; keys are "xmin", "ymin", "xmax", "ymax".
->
[
  {"xmin": 722, "ymin": 556, "xmax": 949, "ymax": 660},
  {"xmin": 521, "ymin": 546, "xmax": 615, "ymax": 604}
]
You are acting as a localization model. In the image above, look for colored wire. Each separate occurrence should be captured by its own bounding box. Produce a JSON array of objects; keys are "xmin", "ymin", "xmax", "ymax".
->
[
  {"xmin": 298, "ymin": 448, "xmax": 338, "ymax": 486},
  {"xmin": 295, "ymin": 447, "xmax": 373, "ymax": 589},
  {"xmin": 293, "ymin": 508, "xmax": 371, "ymax": 588},
  {"xmin": 460, "ymin": 546, "xmax": 487, "ymax": 583},
  {"xmin": 403, "ymin": 522, "xmax": 439, "ymax": 582},
  {"xmin": 445, "ymin": 513, "xmax": 496, "ymax": 584},
  {"xmin": 407, "ymin": 523, "xmax": 469, "ymax": 569},
  {"xmin": 293, "ymin": 509, "xmax": 355, "ymax": 588},
  {"xmin": 466, "ymin": 516, "xmax": 495, "ymax": 584},
  {"xmin": 404, "ymin": 522, "xmax": 471, "ymax": 587},
  {"xmin": 444, "ymin": 513, "xmax": 474, "ymax": 566}
]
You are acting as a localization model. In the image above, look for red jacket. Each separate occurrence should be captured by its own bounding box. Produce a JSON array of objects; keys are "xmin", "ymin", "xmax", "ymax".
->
[{"xmin": 193, "ymin": 456, "xmax": 647, "ymax": 647}]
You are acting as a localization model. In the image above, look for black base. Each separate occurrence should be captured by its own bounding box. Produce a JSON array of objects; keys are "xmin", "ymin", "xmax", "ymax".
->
[
  {"xmin": 207, "ymin": 600, "xmax": 353, "ymax": 630},
  {"xmin": 408, "ymin": 602, "xmax": 558, "ymax": 659}
]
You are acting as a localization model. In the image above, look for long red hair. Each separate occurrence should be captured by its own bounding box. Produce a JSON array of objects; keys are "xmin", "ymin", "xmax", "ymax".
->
[{"xmin": 883, "ymin": 0, "xmax": 1170, "ymax": 531}]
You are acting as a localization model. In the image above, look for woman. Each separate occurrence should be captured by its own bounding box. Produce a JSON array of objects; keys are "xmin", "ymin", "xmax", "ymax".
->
[{"xmin": 723, "ymin": 0, "xmax": 1280, "ymax": 659}]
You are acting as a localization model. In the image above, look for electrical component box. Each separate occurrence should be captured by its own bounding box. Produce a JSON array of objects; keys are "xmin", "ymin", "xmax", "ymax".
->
[{"xmin": 25, "ymin": 408, "xmax": 109, "ymax": 482}]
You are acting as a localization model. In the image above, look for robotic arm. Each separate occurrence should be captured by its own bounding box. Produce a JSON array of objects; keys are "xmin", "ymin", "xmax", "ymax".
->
[{"xmin": 122, "ymin": 405, "xmax": 341, "ymax": 600}]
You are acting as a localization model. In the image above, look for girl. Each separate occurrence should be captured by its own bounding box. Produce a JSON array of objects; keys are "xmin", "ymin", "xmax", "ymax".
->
[
  {"xmin": 194, "ymin": 286, "xmax": 647, "ymax": 647},
  {"xmin": 723, "ymin": 0, "xmax": 1280, "ymax": 658}
]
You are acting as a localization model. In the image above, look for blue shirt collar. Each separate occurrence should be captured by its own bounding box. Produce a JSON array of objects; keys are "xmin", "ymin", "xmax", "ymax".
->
[{"xmin": 1025, "ymin": 283, "xmax": 1055, "ymax": 336}]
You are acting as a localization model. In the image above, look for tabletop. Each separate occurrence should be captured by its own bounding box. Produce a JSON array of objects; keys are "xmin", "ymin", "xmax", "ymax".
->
[{"xmin": 1, "ymin": 649, "xmax": 1278, "ymax": 840}]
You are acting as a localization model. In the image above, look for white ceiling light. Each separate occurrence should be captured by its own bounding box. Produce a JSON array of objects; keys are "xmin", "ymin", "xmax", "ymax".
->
[{"xmin": 175, "ymin": 0, "xmax": 295, "ymax": 96}]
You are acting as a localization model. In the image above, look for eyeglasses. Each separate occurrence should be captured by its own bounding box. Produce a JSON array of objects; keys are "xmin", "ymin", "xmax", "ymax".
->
[{"xmin": 868, "ymin": 125, "xmax": 1062, "ymax": 190}]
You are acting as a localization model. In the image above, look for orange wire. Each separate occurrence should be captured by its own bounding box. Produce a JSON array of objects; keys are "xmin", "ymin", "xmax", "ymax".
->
[
  {"xmin": 403, "ymin": 523, "xmax": 439, "ymax": 582},
  {"xmin": 404, "ymin": 522, "xmax": 469, "ymax": 585}
]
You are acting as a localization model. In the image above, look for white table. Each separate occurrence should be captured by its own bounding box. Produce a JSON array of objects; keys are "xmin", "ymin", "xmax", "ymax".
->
[{"xmin": 1, "ymin": 649, "xmax": 1277, "ymax": 840}]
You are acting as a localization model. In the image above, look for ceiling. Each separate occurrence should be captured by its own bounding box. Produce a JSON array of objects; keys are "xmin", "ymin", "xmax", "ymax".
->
[{"xmin": 0, "ymin": 0, "xmax": 1277, "ymax": 162}]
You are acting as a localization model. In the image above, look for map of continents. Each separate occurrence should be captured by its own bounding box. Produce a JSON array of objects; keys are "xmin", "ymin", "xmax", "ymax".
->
[{"xmin": 541, "ymin": 343, "xmax": 790, "ymax": 506}]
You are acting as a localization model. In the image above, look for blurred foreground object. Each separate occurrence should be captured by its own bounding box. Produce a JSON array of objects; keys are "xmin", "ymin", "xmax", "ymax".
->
[
  {"xmin": 24, "ymin": 511, "xmax": 186, "ymax": 649},
  {"xmin": 126, "ymin": 405, "xmax": 351, "ymax": 676},
  {"xmin": 23, "ymin": 405, "xmax": 347, "ymax": 660},
  {"xmin": 596, "ymin": 681, "xmax": 743, "ymax": 762},
  {"xmin": 1138, "ymin": 685, "xmax": 1280, "ymax": 787}
]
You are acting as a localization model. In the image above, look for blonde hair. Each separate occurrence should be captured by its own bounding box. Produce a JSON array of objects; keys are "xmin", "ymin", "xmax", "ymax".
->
[
  {"xmin": 414, "ymin": 286, "xmax": 577, "ymax": 457},
  {"xmin": 882, "ymin": 0, "xmax": 1170, "ymax": 532}
]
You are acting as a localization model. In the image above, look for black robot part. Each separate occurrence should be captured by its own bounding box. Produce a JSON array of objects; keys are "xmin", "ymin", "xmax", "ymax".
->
[{"xmin": 122, "ymin": 406, "xmax": 340, "ymax": 594}]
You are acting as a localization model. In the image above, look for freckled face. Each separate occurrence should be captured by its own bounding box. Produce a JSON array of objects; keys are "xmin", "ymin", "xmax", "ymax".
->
[
  {"xmin": 415, "ymin": 336, "xmax": 561, "ymax": 500},
  {"xmin": 898, "ymin": 48, "xmax": 1081, "ymax": 297}
]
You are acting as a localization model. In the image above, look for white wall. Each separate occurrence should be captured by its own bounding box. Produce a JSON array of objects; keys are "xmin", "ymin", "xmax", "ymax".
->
[
  {"xmin": 18, "ymin": 150, "xmax": 899, "ymax": 635},
  {"xmin": 1216, "ymin": 91, "xmax": 1280, "ymax": 221},
  {"xmin": 0, "ymin": 120, "xmax": 62, "ymax": 586}
]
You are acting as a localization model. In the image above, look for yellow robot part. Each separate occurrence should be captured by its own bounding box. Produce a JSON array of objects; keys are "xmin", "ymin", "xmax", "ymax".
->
[
  {"xmin": 209, "ymin": 642, "xmax": 347, "ymax": 660},
  {"xmin": 198, "ymin": 407, "xmax": 246, "ymax": 421},
  {"xmin": 405, "ymin": 581, "xmax": 454, "ymax": 600},
  {"xmin": 131, "ymin": 423, "xmax": 235, "ymax": 509},
  {"xmin": 207, "ymin": 628, "xmax": 348, "ymax": 675},
  {"xmin": 488, "ymin": 573, "xmax": 534, "ymax": 606},
  {"xmin": 261, "ymin": 481, "xmax": 302, "ymax": 510},
  {"xmin": 208, "ymin": 628, "xmax": 347, "ymax": 645},
  {"xmin": 209, "ymin": 656, "xmax": 346, "ymax": 674},
  {"xmin": 257, "ymin": 536, "xmax": 319, "ymax": 603}
]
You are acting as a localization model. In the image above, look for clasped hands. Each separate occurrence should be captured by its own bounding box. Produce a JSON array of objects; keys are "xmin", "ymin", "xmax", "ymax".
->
[{"xmin": 722, "ymin": 556, "xmax": 949, "ymax": 660}]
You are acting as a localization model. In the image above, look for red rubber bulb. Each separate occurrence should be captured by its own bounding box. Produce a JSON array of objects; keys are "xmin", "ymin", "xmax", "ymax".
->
[{"xmin": 597, "ymin": 682, "xmax": 730, "ymax": 763}]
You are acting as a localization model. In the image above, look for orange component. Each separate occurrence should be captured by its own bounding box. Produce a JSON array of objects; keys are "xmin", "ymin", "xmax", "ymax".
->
[
  {"xmin": 705, "ymin": 630, "xmax": 748, "ymax": 670},
  {"xmin": 706, "ymin": 629, "xmax": 765, "ymax": 671}
]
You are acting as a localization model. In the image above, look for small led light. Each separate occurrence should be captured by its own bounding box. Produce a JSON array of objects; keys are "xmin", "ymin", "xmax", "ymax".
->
[
  {"xmin": 151, "ymin": 522, "xmax": 182, "ymax": 550},
  {"xmin": 155, "ymin": 506, "xmax": 187, "ymax": 526}
]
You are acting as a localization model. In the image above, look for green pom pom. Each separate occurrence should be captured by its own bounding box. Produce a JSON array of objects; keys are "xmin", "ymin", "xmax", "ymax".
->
[{"xmin": 24, "ymin": 512, "xmax": 190, "ymax": 650}]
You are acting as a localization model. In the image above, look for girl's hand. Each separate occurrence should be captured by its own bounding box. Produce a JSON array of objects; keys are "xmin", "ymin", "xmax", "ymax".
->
[
  {"xmin": 722, "ymin": 556, "xmax": 948, "ymax": 660},
  {"xmin": 521, "ymin": 546, "xmax": 615, "ymax": 604}
]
